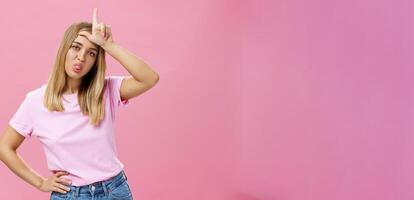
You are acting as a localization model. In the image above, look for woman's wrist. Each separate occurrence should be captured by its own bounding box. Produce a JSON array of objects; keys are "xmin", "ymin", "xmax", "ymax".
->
[
  {"xmin": 36, "ymin": 177, "xmax": 46, "ymax": 191},
  {"xmin": 100, "ymin": 41, "xmax": 114, "ymax": 51}
]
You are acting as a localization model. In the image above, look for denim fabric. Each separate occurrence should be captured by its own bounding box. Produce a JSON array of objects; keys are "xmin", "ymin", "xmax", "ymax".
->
[{"xmin": 50, "ymin": 170, "xmax": 133, "ymax": 200}]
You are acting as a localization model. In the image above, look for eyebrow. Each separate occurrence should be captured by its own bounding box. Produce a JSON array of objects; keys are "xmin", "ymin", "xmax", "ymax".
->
[{"xmin": 72, "ymin": 41, "xmax": 98, "ymax": 52}]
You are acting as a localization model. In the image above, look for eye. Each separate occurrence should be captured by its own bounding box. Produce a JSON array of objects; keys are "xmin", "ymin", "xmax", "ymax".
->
[
  {"xmin": 71, "ymin": 45, "xmax": 80, "ymax": 51},
  {"xmin": 89, "ymin": 52, "xmax": 97, "ymax": 57}
]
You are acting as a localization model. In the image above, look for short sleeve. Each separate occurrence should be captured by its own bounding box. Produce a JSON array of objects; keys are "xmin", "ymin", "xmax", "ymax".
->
[
  {"xmin": 106, "ymin": 76, "xmax": 130, "ymax": 109},
  {"xmin": 9, "ymin": 94, "xmax": 34, "ymax": 138}
]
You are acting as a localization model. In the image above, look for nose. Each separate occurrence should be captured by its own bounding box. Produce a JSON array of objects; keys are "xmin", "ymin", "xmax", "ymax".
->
[{"xmin": 76, "ymin": 50, "xmax": 86, "ymax": 61}]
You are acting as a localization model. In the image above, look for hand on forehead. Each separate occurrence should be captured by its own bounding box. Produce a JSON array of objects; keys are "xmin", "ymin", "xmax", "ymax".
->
[
  {"xmin": 75, "ymin": 33, "xmax": 99, "ymax": 49},
  {"xmin": 77, "ymin": 8, "xmax": 110, "ymax": 47}
]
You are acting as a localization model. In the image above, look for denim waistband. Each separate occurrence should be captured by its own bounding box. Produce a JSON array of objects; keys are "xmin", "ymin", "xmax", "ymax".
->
[{"xmin": 60, "ymin": 170, "xmax": 128, "ymax": 197}]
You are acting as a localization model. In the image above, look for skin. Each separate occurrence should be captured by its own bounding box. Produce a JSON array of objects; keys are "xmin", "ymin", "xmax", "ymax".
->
[
  {"xmin": 0, "ymin": 8, "xmax": 159, "ymax": 194},
  {"xmin": 64, "ymin": 34, "xmax": 99, "ymax": 94}
]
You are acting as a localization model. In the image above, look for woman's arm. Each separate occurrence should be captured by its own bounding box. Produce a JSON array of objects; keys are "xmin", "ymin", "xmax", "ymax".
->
[
  {"xmin": 0, "ymin": 126, "xmax": 71, "ymax": 194},
  {"xmin": 102, "ymin": 41, "xmax": 160, "ymax": 100},
  {"xmin": 80, "ymin": 8, "xmax": 160, "ymax": 101},
  {"xmin": 0, "ymin": 126, "xmax": 43, "ymax": 188}
]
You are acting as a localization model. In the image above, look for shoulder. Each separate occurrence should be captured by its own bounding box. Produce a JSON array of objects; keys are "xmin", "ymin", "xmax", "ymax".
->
[
  {"xmin": 14, "ymin": 84, "xmax": 46, "ymax": 112},
  {"xmin": 105, "ymin": 76, "xmax": 125, "ymax": 83},
  {"xmin": 24, "ymin": 84, "xmax": 47, "ymax": 102},
  {"xmin": 105, "ymin": 76, "xmax": 125, "ymax": 90}
]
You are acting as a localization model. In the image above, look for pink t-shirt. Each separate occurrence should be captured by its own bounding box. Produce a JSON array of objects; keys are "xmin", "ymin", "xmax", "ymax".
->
[{"xmin": 9, "ymin": 76, "xmax": 129, "ymax": 186}]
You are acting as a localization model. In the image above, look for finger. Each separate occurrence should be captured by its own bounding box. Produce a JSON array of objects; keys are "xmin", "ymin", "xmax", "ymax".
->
[
  {"xmin": 93, "ymin": 24, "xmax": 101, "ymax": 35},
  {"xmin": 54, "ymin": 171, "xmax": 66, "ymax": 176},
  {"xmin": 54, "ymin": 171, "xmax": 69, "ymax": 177},
  {"xmin": 57, "ymin": 178, "xmax": 72, "ymax": 186},
  {"xmin": 100, "ymin": 22, "xmax": 106, "ymax": 37},
  {"xmin": 53, "ymin": 186, "xmax": 68, "ymax": 194},
  {"xmin": 93, "ymin": 8, "xmax": 98, "ymax": 26},
  {"xmin": 52, "ymin": 170, "xmax": 68, "ymax": 173},
  {"xmin": 105, "ymin": 25, "xmax": 111, "ymax": 38},
  {"xmin": 92, "ymin": 8, "xmax": 99, "ymax": 35},
  {"xmin": 54, "ymin": 183, "xmax": 71, "ymax": 192},
  {"xmin": 54, "ymin": 171, "xmax": 68, "ymax": 175}
]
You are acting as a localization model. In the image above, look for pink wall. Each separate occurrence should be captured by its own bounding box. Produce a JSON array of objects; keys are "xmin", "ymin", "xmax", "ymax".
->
[
  {"xmin": 0, "ymin": 0, "xmax": 412, "ymax": 200},
  {"xmin": 235, "ymin": 0, "xmax": 413, "ymax": 199}
]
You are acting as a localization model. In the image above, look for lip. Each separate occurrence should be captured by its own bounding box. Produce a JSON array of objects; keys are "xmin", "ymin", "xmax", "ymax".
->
[{"xmin": 73, "ymin": 64, "xmax": 82, "ymax": 73}]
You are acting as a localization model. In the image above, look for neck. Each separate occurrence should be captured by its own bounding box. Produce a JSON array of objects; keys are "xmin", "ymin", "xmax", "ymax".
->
[{"xmin": 65, "ymin": 78, "xmax": 81, "ymax": 94}]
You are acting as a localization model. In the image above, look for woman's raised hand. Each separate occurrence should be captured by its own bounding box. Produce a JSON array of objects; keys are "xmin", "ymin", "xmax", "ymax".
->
[{"xmin": 80, "ymin": 8, "xmax": 113, "ymax": 46}]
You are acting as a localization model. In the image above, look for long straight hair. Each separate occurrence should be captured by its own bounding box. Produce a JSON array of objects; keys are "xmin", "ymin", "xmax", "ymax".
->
[{"xmin": 44, "ymin": 22, "xmax": 107, "ymax": 126}]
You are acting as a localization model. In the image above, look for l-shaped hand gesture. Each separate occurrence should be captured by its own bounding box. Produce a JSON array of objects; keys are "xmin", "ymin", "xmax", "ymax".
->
[{"xmin": 80, "ymin": 8, "xmax": 113, "ymax": 46}]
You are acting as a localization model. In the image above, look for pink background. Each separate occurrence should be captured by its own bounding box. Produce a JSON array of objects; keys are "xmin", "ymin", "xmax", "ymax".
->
[{"xmin": 0, "ymin": 0, "xmax": 412, "ymax": 199}]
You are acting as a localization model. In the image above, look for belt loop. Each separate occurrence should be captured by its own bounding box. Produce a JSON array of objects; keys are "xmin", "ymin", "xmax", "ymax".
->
[
  {"xmin": 74, "ymin": 187, "xmax": 80, "ymax": 197},
  {"xmin": 102, "ymin": 181, "xmax": 109, "ymax": 196}
]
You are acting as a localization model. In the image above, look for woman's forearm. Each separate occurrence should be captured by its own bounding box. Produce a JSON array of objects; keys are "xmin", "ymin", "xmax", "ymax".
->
[
  {"xmin": 0, "ymin": 149, "xmax": 44, "ymax": 190},
  {"xmin": 102, "ymin": 42, "xmax": 159, "ymax": 85}
]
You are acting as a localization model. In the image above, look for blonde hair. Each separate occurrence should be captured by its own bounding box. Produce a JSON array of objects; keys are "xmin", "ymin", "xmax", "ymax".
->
[{"xmin": 44, "ymin": 22, "xmax": 107, "ymax": 126}]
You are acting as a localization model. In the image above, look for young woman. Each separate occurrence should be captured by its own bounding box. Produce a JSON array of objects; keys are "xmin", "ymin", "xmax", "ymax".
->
[{"xmin": 0, "ymin": 8, "xmax": 159, "ymax": 200}]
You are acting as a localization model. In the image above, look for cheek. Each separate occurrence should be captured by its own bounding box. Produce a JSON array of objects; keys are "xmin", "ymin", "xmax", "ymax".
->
[
  {"xmin": 66, "ymin": 49, "xmax": 76, "ymax": 58},
  {"xmin": 89, "ymin": 56, "xmax": 97, "ymax": 64},
  {"xmin": 65, "ymin": 51, "xmax": 75, "ymax": 65},
  {"xmin": 87, "ymin": 58, "xmax": 96, "ymax": 68},
  {"xmin": 84, "ymin": 59, "xmax": 97, "ymax": 72}
]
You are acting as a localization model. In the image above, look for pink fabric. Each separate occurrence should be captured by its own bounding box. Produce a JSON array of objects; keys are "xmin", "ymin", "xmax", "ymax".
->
[{"xmin": 9, "ymin": 76, "xmax": 129, "ymax": 186}]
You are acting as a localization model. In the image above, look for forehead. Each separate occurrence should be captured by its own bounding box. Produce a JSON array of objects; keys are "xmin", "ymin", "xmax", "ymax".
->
[{"xmin": 72, "ymin": 34, "xmax": 98, "ymax": 50}]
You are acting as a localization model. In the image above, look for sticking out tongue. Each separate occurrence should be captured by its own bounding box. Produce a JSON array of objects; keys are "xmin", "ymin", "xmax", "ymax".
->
[{"xmin": 74, "ymin": 65, "xmax": 81, "ymax": 70}]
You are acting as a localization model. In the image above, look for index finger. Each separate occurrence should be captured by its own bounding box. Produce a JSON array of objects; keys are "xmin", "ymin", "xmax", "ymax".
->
[
  {"xmin": 93, "ymin": 8, "xmax": 98, "ymax": 26},
  {"xmin": 52, "ymin": 170, "xmax": 69, "ymax": 173},
  {"xmin": 54, "ymin": 171, "xmax": 70, "ymax": 177}
]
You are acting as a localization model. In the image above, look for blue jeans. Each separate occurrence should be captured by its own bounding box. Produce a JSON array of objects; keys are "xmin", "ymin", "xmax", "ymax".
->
[{"xmin": 50, "ymin": 170, "xmax": 133, "ymax": 200}]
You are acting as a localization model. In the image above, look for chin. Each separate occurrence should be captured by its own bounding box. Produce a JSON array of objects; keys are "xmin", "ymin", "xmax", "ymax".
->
[{"xmin": 65, "ymin": 71, "xmax": 84, "ymax": 79}]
